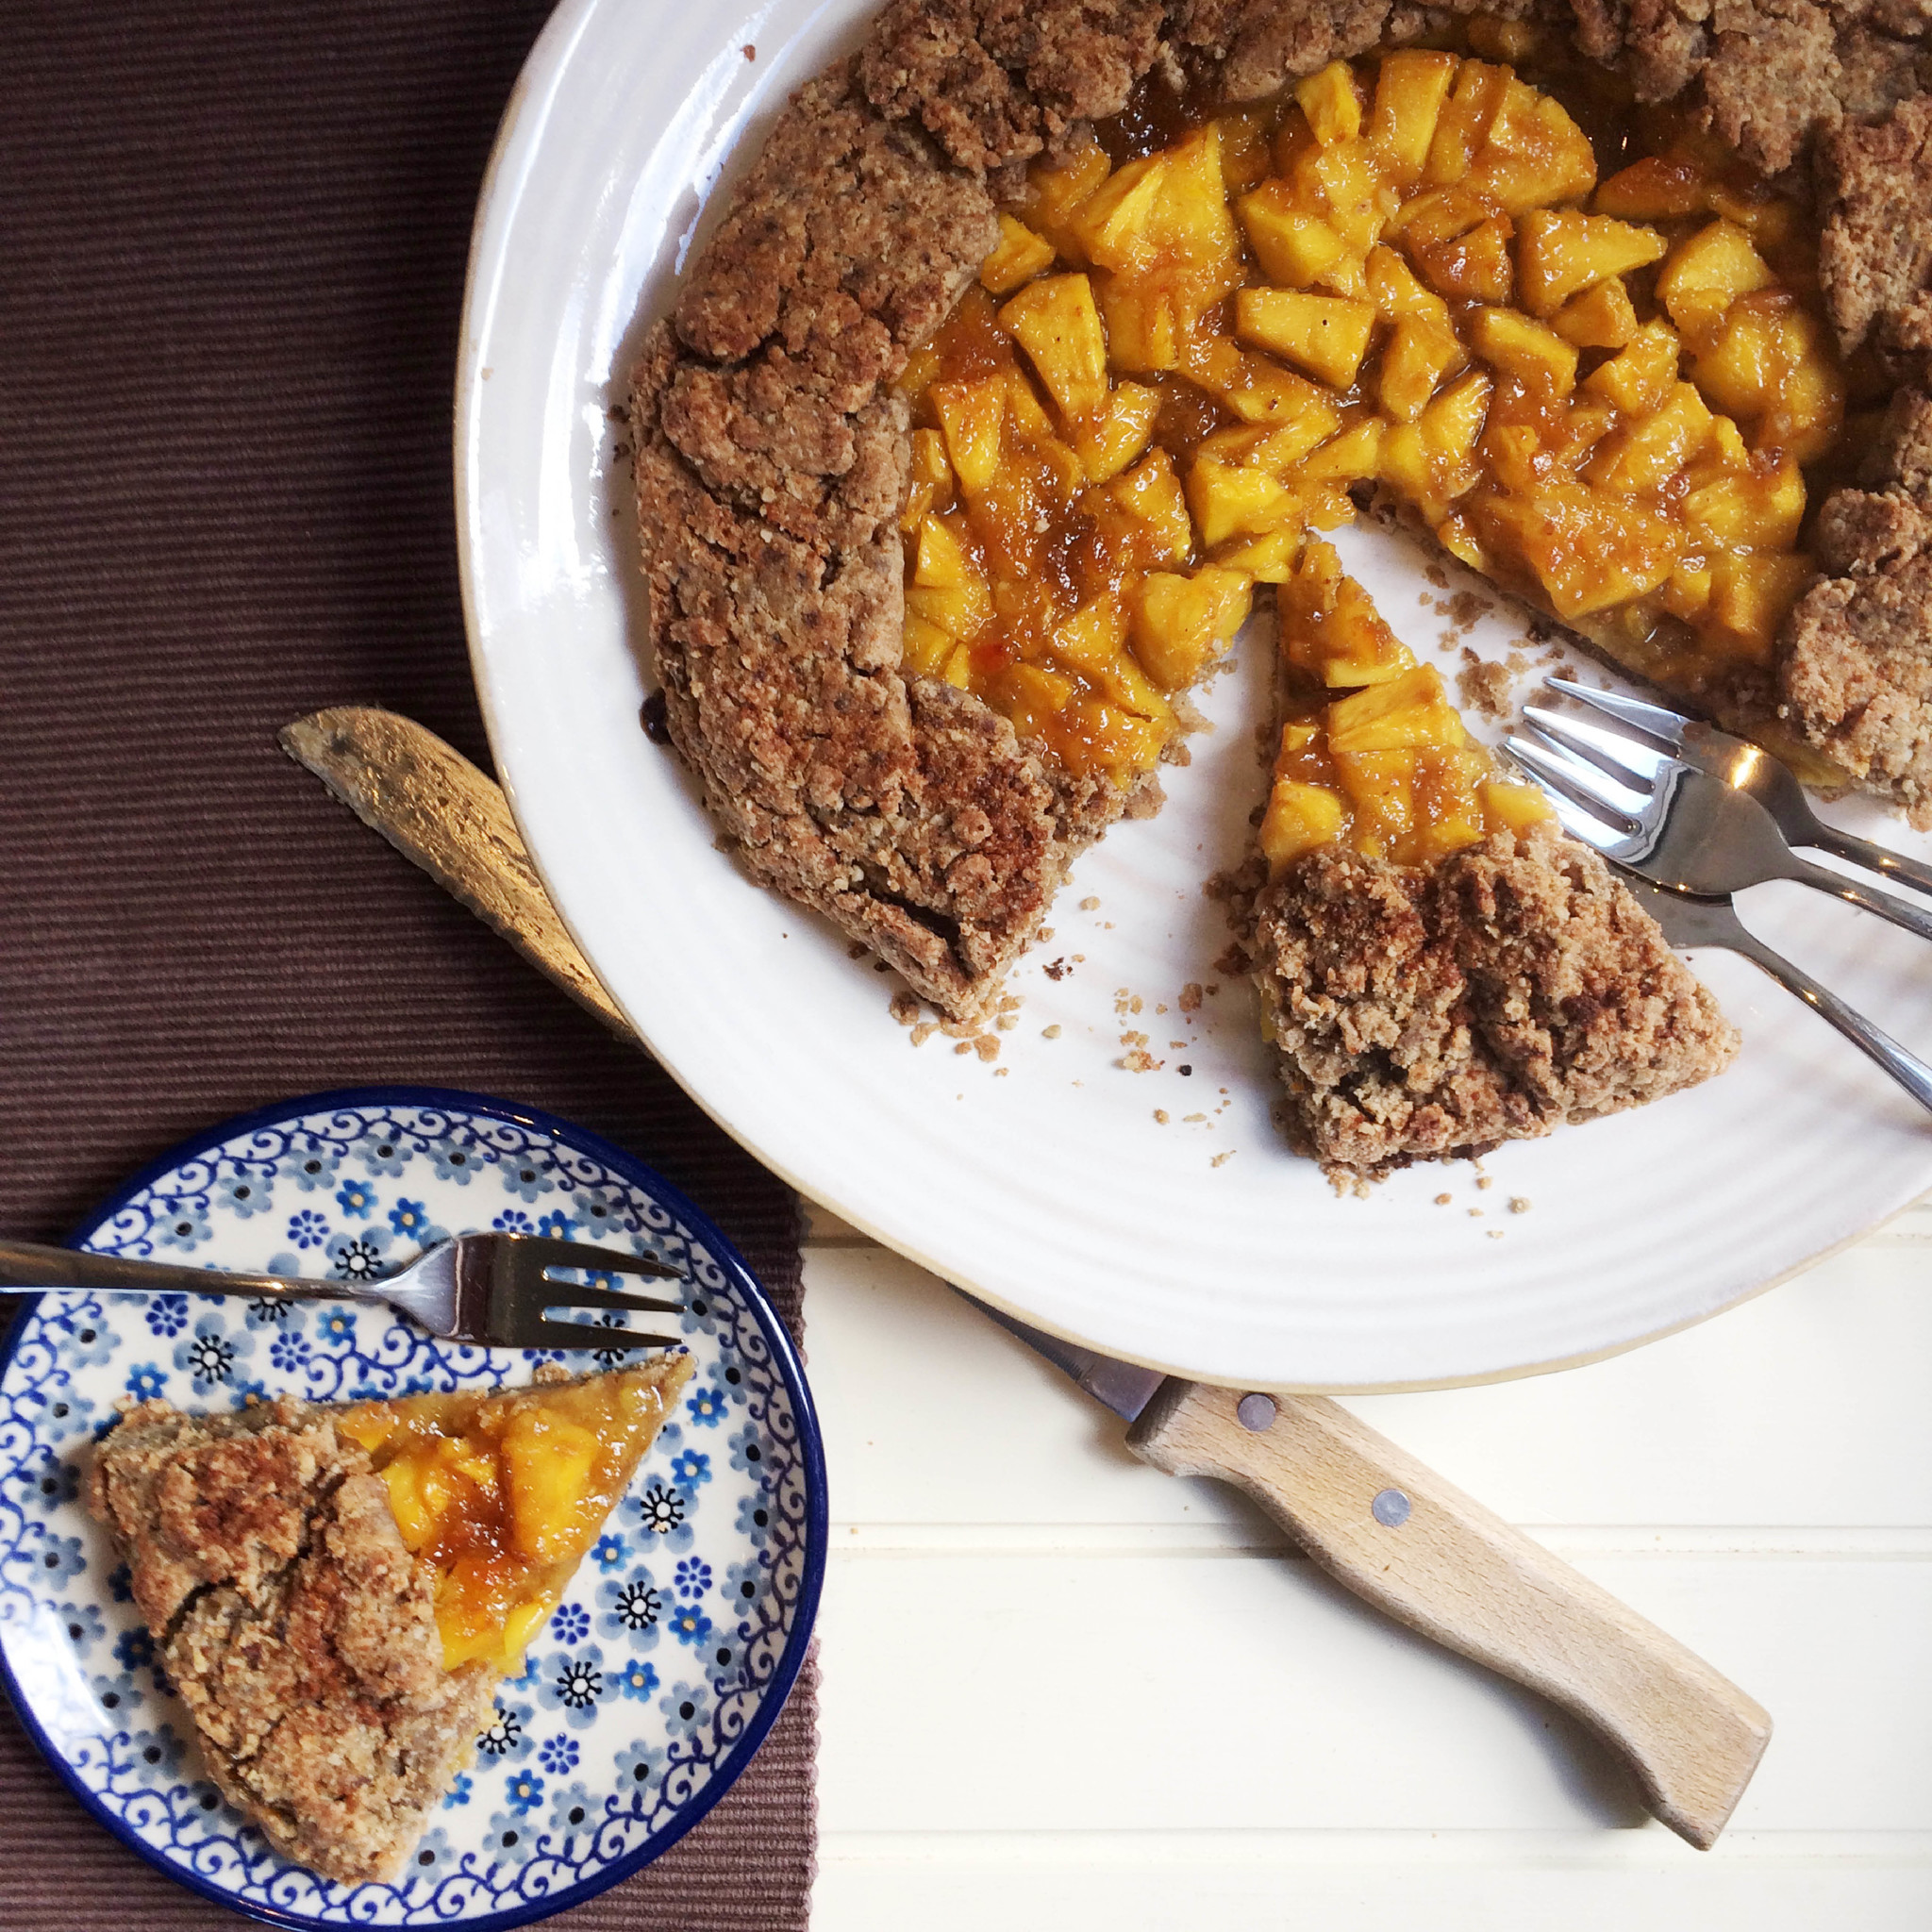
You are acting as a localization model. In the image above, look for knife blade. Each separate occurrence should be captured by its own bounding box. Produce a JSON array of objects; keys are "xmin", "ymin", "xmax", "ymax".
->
[{"xmin": 283, "ymin": 704, "xmax": 1772, "ymax": 1849}]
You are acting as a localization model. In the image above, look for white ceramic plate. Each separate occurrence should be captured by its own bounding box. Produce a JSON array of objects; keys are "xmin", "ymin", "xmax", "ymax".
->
[
  {"xmin": 0, "ymin": 1088, "xmax": 824, "ymax": 1928},
  {"xmin": 456, "ymin": 0, "xmax": 1932, "ymax": 1391}
]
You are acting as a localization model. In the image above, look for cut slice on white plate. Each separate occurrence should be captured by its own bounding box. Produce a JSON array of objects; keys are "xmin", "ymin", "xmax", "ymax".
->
[{"xmin": 456, "ymin": 0, "xmax": 1932, "ymax": 1391}]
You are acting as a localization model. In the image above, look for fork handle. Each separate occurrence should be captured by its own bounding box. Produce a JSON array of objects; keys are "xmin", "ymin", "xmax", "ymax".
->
[
  {"xmin": 0, "ymin": 1236, "xmax": 348, "ymax": 1300},
  {"xmin": 1713, "ymin": 923, "xmax": 1932, "ymax": 1116},
  {"xmin": 1786, "ymin": 854, "xmax": 1932, "ymax": 946},
  {"xmin": 1807, "ymin": 823, "xmax": 1932, "ymax": 903}
]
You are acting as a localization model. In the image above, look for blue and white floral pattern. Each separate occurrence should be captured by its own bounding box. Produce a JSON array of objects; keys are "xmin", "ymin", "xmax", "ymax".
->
[{"xmin": 0, "ymin": 1089, "xmax": 823, "ymax": 1929}]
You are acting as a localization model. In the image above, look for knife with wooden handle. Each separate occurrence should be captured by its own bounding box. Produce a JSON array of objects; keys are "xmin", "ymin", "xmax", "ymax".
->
[{"xmin": 281, "ymin": 702, "xmax": 1773, "ymax": 1848}]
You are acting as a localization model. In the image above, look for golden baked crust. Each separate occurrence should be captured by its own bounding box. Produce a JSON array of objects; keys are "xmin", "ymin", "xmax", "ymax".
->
[
  {"xmin": 1252, "ymin": 818, "xmax": 1739, "ymax": 1174},
  {"xmin": 630, "ymin": 1, "xmax": 1932, "ymax": 1000},
  {"xmin": 88, "ymin": 1392, "xmax": 495, "ymax": 1886}
]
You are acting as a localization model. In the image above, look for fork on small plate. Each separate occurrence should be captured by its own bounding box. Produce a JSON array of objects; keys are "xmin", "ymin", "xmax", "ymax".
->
[
  {"xmin": 1504, "ymin": 681, "xmax": 1932, "ymax": 1115},
  {"xmin": 0, "ymin": 1231, "xmax": 687, "ymax": 1353}
]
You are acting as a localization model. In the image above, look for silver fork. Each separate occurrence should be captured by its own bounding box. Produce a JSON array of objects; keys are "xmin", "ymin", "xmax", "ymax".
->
[
  {"xmin": 1505, "ymin": 771, "xmax": 1932, "ymax": 1115},
  {"xmin": 1541, "ymin": 676, "xmax": 1932, "ymax": 901},
  {"xmin": 0, "ymin": 1231, "xmax": 687, "ymax": 1353},
  {"xmin": 1508, "ymin": 698, "xmax": 1932, "ymax": 945}
]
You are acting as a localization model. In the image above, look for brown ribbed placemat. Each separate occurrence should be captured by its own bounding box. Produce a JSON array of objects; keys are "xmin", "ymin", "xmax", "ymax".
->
[{"xmin": 0, "ymin": 2, "xmax": 815, "ymax": 1924}]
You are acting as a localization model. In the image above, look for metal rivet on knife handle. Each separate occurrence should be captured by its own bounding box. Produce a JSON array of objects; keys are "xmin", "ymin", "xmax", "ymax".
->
[
  {"xmin": 1372, "ymin": 1487, "xmax": 1412, "ymax": 1527},
  {"xmin": 1236, "ymin": 1391, "xmax": 1276, "ymax": 1431}
]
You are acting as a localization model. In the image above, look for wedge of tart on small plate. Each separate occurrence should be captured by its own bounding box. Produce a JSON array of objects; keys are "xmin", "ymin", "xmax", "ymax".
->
[{"xmin": 88, "ymin": 1357, "xmax": 692, "ymax": 1885}]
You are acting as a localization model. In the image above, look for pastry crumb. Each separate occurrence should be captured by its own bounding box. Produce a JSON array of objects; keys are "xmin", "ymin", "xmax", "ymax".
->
[
  {"xmin": 1179, "ymin": 982, "xmax": 1203, "ymax": 1011},
  {"xmin": 1041, "ymin": 1024, "xmax": 1062, "ymax": 1040},
  {"xmin": 1080, "ymin": 895, "xmax": 1101, "ymax": 910},
  {"xmin": 1508, "ymin": 1196, "xmax": 1532, "ymax": 1214},
  {"xmin": 890, "ymin": 991, "xmax": 920, "ymax": 1026}
]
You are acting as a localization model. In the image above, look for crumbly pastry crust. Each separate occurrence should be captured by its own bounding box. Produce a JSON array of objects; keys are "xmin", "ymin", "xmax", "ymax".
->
[
  {"xmin": 1251, "ymin": 818, "xmax": 1740, "ymax": 1173},
  {"xmin": 88, "ymin": 1392, "xmax": 494, "ymax": 1885},
  {"xmin": 630, "ymin": 0, "xmax": 1932, "ymax": 1006}
]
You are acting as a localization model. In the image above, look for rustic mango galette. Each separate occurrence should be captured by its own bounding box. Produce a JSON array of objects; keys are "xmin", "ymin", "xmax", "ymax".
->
[
  {"xmin": 629, "ymin": 0, "xmax": 1932, "ymax": 1172},
  {"xmin": 88, "ymin": 1357, "xmax": 691, "ymax": 1883}
]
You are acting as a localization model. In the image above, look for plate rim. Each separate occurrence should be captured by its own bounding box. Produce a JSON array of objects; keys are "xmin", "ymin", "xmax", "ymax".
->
[{"xmin": 0, "ymin": 1081, "xmax": 828, "ymax": 1932}]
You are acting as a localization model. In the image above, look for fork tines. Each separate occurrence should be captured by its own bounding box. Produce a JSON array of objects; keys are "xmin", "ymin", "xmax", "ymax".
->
[
  {"xmin": 507, "ymin": 1233, "xmax": 680, "ymax": 1277},
  {"xmin": 497, "ymin": 1233, "xmax": 688, "ymax": 1351},
  {"xmin": 508, "ymin": 1233, "xmax": 682, "ymax": 1297},
  {"xmin": 1504, "ymin": 728, "xmax": 1645, "ymax": 834},
  {"xmin": 538, "ymin": 1279, "xmax": 686, "ymax": 1318},
  {"xmin": 1540, "ymin": 675, "xmax": 1696, "ymax": 751},
  {"xmin": 1521, "ymin": 705, "xmax": 1669, "ymax": 791}
]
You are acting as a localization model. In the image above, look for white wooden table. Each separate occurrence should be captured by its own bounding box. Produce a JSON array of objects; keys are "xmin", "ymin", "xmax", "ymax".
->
[{"xmin": 800, "ymin": 1198, "xmax": 1932, "ymax": 1927}]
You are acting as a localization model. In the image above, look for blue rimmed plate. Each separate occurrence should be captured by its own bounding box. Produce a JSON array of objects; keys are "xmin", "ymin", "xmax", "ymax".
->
[{"xmin": 0, "ymin": 1086, "xmax": 825, "ymax": 1929}]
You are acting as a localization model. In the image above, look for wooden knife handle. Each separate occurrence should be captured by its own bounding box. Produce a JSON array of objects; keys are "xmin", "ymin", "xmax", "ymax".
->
[{"xmin": 1127, "ymin": 1379, "xmax": 1771, "ymax": 1849}]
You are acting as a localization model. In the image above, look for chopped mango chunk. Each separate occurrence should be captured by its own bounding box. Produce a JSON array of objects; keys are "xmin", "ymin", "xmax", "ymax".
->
[
  {"xmin": 1133, "ymin": 567, "xmax": 1255, "ymax": 689},
  {"xmin": 981, "ymin": 214, "xmax": 1058, "ymax": 295},
  {"xmin": 1070, "ymin": 381, "xmax": 1161, "ymax": 481},
  {"xmin": 1517, "ymin": 210, "xmax": 1665, "ymax": 317},
  {"xmin": 1379, "ymin": 315, "xmax": 1465, "ymax": 422},
  {"xmin": 1413, "ymin": 213, "xmax": 1514, "ymax": 303},
  {"xmin": 1657, "ymin": 220, "xmax": 1774, "ymax": 338},
  {"xmin": 1236, "ymin": 287, "xmax": 1375, "ymax": 388},
  {"xmin": 1239, "ymin": 183, "xmax": 1349, "ymax": 287},
  {"xmin": 1000, "ymin": 274, "xmax": 1109, "ymax": 418},
  {"xmin": 1260, "ymin": 779, "xmax": 1349, "ymax": 870},
  {"xmin": 1584, "ymin": 321, "xmax": 1682, "ymax": 417},
  {"xmin": 1705, "ymin": 551, "xmax": 1814, "ymax": 661},
  {"xmin": 1283, "ymin": 538, "xmax": 1416, "ymax": 687},
  {"xmin": 932, "ymin": 378, "xmax": 1006, "ymax": 493},
  {"xmin": 1470, "ymin": 307, "xmax": 1578, "ymax": 394},
  {"xmin": 1549, "ymin": 275, "xmax": 1639, "ymax": 349},
  {"xmin": 1369, "ymin": 49, "xmax": 1457, "ymax": 184},
  {"xmin": 1462, "ymin": 79, "xmax": 1595, "ymax": 213},
  {"xmin": 1069, "ymin": 124, "xmax": 1239, "ymax": 275}
]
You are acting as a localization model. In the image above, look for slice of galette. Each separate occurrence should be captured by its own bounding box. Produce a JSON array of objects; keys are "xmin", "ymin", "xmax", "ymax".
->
[
  {"xmin": 87, "ymin": 1356, "xmax": 691, "ymax": 1885},
  {"xmin": 1245, "ymin": 540, "xmax": 1739, "ymax": 1177}
]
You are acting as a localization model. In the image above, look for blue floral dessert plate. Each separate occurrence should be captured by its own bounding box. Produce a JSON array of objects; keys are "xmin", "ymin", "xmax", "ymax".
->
[{"xmin": 0, "ymin": 1086, "xmax": 825, "ymax": 1929}]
